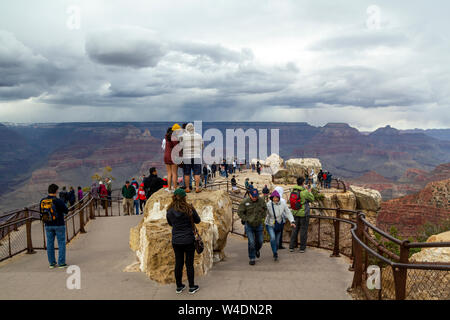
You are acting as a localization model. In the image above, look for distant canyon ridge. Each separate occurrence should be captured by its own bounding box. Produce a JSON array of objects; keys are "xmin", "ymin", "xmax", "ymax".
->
[{"xmin": 0, "ymin": 122, "xmax": 449, "ymax": 211}]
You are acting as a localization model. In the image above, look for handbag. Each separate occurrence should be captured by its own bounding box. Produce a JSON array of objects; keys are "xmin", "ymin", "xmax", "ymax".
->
[
  {"xmin": 189, "ymin": 212, "xmax": 204, "ymax": 254},
  {"xmin": 271, "ymin": 202, "xmax": 284, "ymax": 232}
]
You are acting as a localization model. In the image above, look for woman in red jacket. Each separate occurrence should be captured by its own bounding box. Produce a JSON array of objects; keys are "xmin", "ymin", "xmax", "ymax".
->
[{"xmin": 137, "ymin": 183, "xmax": 147, "ymax": 215}]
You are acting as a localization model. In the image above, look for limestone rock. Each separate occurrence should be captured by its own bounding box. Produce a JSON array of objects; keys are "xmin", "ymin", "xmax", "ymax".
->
[
  {"xmin": 129, "ymin": 189, "xmax": 233, "ymax": 284},
  {"xmin": 349, "ymin": 185, "xmax": 382, "ymax": 212},
  {"xmin": 410, "ymin": 231, "xmax": 450, "ymax": 263},
  {"xmin": 264, "ymin": 153, "xmax": 284, "ymax": 175},
  {"xmin": 285, "ymin": 158, "xmax": 322, "ymax": 178},
  {"xmin": 318, "ymin": 191, "xmax": 356, "ymax": 215}
]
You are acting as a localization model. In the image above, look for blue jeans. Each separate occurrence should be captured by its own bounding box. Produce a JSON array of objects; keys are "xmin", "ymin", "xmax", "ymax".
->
[
  {"xmin": 134, "ymin": 200, "xmax": 139, "ymax": 215},
  {"xmin": 266, "ymin": 224, "xmax": 282, "ymax": 257},
  {"xmin": 45, "ymin": 225, "xmax": 66, "ymax": 266},
  {"xmin": 245, "ymin": 223, "xmax": 264, "ymax": 260}
]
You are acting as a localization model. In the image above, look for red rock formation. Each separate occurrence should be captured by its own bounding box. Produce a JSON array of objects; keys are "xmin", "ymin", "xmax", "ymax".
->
[{"xmin": 377, "ymin": 179, "xmax": 450, "ymax": 239}]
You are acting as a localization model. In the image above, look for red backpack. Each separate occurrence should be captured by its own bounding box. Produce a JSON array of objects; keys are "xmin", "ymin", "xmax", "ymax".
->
[{"xmin": 289, "ymin": 189, "xmax": 303, "ymax": 210}]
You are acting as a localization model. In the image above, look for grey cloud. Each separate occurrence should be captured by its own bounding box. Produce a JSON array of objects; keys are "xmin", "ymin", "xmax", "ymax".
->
[
  {"xmin": 85, "ymin": 28, "xmax": 167, "ymax": 69},
  {"xmin": 170, "ymin": 41, "xmax": 254, "ymax": 63}
]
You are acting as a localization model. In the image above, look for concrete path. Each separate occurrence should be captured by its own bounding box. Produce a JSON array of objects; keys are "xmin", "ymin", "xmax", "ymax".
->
[{"xmin": 0, "ymin": 215, "xmax": 353, "ymax": 300}]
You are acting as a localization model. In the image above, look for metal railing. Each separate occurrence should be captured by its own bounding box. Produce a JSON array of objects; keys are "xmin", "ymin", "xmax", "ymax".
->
[{"xmin": 1, "ymin": 178, "xmax": 448, "ymax": 300}]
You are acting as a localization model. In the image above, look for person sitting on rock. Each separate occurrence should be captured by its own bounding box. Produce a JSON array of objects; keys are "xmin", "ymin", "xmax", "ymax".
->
[
  {"xmin": 231, "ymin": 175, "xmax": 238, "ymax": 192},
  {"xmin": 266, "ymin": 190, "xmax": 295, "ymax": 261},
  {"xmin": 166, "ymin": 188, "xmax": 201, "ymax": 294},
  {"xmin": 238, "ymin": 188, "xmax": 268, "ymax": 265}
]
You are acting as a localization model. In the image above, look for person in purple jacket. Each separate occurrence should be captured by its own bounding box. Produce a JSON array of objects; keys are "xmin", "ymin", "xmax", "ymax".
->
[{"xmin": 77, "ymin": 186, "xmax": 84, "ymax": 203}]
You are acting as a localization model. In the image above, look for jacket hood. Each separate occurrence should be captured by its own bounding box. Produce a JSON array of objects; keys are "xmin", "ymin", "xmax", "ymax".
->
[{"xmin": 274, "ymin": 186, "xmax": 284, "ymax": 197}]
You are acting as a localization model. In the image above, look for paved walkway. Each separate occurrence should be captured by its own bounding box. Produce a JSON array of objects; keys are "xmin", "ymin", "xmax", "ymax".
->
[{"xmin": 0, "ymin": 215, "xmax": 353, "ymax": 300}]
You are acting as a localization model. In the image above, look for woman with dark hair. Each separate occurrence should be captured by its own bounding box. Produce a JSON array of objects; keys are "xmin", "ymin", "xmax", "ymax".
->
[
  {"xmin": 164, "ymin": 125, "xmax": 181, "ymax": 192},
  {"xmin": 166, "ymin": 188, "xmax": 201, "ymax": 294}
]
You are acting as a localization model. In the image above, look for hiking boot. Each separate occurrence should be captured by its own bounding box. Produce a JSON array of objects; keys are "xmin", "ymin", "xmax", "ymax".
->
[
  {"xmin": 189, "ymin": 285, "xmax": 200, "ymax": 294},
  {"xmin": 49, "ymin": 263, "xmax": 57, "ymax": 269},
  {"xmin": 176, "ymin": 284, "xmax": 186, "ymax": 294},
  {"xmin": 58, "ymin": 264, "xmax": 68, "ymax": 268},
  {"xmin": 185, "ymin": 189, "xmax": 191, "ymax": 193},
  {"xmin": 249, "ymin": 260, "xmax": 255, "ymax": 266},
  {"xmin": 256, "ymin": 250, "xmax": 260, "ymax": 258}
]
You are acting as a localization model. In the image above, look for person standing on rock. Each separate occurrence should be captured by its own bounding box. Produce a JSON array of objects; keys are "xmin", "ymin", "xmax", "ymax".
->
[
  {"xmin": 211, "ymin": 162, "xmax": 217, "ymax": 178},
  {"xmin": 40, "ymin": 184, "xmax": 69, "ymax": 268},
  {"xmin": 166, "ymin": 188, "xmax": 201, "ymax": 294},
  {"xmin": 231, "ymin": 175, "xmax": 238, "ymax": 192},
  {"xmin": 289, "ymin": 177, "xmax": 315, "ymax": 253},
  {"xmin": 122, "ymin": 181, "xmax": 136, "ymax": 216},
  {"xmin": 164, "ymin": 125, "xmax": 180, "ymax": 192},
  {"xmin": 238, "ymin": 188, "xmax": 268, "ymax": 265},
  {"xmin": 266, "ymin": 190, "xmax": 296, "ymax": 261},
  {"xmin": 179, "ymin": 123, "xmax": 204, "ymax": 193}
]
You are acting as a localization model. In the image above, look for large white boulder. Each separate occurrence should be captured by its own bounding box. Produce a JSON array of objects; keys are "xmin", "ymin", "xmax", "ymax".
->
[{"xmin": 129, "ymin": 189, "xmax": 233, "ymax": 284}]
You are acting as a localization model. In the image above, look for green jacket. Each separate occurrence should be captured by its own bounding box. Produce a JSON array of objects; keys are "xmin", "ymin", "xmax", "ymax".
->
[
  {"xmin": 122, "ymin": 185, "xmax": 136, "ymax": 199},
  {"xmin": 291, "ymin": 185, "xmax": 315, "ymax": 217},
  {"xmin": 238, "ymin": 196, "xmax": 267, "ymax": 227}
]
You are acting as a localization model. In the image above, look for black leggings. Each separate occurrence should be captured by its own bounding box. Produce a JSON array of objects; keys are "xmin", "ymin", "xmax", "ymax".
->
[
  {"xmin": 139, "ymin": 200, "xmax": 146, "ymax": 212},
  {"xmin": 172, "ymin": 243, "xmax": 195, "ymax": 287}
]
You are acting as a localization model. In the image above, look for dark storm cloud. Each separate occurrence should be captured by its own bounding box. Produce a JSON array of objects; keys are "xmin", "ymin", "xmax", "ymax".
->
[{"xmin": 85, "ymin": 29, "xmax": 167, "ymax": 69}]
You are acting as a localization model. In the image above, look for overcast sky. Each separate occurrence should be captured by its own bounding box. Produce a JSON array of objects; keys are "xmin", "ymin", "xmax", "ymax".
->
[{"xmin": 0, "ymin": 0, "xmax": 449, "ymax": 131}]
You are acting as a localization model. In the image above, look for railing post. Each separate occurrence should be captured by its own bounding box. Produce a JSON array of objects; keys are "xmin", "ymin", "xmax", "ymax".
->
[
  {"xmin": 331, "ymin": 208, "xmax": 341, "ymax": 257},
  {"xmin": 351, "ymin": 212, "xmax": 364, "ymax": 288},
  {"xmin": 25, "ymin": 209, "xmax": 35, "ymax": 254},
  {"xmin": 104, "ymin": 199, "xmax": 109, "ymax": 216},
  {"xmin": 89, "ymin": 197, "xmax": 96, "ymax": 220},
  {"xmin": 79, "ymin": 203, "xmax": 86, "ymax": 234},
  {"xmin": 393, "ymin": 240, "xmax": 409, "ymax": 300}
]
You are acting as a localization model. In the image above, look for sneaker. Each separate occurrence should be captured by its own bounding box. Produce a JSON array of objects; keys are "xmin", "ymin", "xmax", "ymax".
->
[
  {"xmin": 176, "ymin": 284, "xmax": 186, "ymax": 294},
  {"xmin": 299, "ymin": 249, "xmax": 305, "ymax": 253},
  {"xmin": 189, "ymin": 285, "xmax": 200, "ymax": 294},
  {"xmin": 249, "ymin": 260, "xmax": 255, "ymax": 265},
  {"xmin": 58, "ymin": 264, "xmax": 68, "ymax": 268},
  {"xmin": 289, "ymin": 248, "xmax": 294, "ymax": 252},
  {"xmin": 279, "ymin": 246, "xmax": 286, "ymax": 250},
  {"xmin": 49, "ymin": 263, "xmax": 57, "ymax": 269},
  {"xmin": 255, "ymin": 250, "xmax": 260, "ymax": 258},
  {"xmin": 273, "ymin": 255, "xmax": 278, "ymax": 262}
]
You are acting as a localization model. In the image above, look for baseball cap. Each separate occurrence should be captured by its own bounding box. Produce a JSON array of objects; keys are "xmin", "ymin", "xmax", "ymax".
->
[{"xmin": 250, "ymin": 189, "xmax": 259, "ymax": 198}]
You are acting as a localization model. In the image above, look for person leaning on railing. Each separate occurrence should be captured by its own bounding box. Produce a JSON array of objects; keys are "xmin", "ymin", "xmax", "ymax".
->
[{"xmin": 40, "ymin": 183, "xmax": 69, "ymax": 269}]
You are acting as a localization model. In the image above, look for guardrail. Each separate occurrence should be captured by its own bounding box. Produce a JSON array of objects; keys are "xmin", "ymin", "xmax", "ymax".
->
[{"xmin": 1, "ymin": 179, "xmax": 448, "ymax": 299}]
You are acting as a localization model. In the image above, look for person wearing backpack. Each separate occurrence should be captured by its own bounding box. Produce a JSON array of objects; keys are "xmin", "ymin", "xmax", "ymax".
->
[
  {"xmin": 289, "ymin": 177, "xmax": 315, "ymax": 253},
  {"xmin": 262, "ymin": 185, "xmax": 270, "ymax": 202},
  {"xmin": 266, "ymin": 190, "xmax": 295, "ymax": 261},
  {"xmin": 40, "ymin": 184, "xmax": 69, "ymax": 268},
  {"xmin": 237, "ymin": 189, "xmax": 268, "ymax": 265},
  {"xmin": 166, "ymin": 188, "xmax": 201, "ymax": 294}
]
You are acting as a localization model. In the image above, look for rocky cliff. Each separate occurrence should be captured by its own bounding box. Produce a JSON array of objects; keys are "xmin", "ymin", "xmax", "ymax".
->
[{"xmin": 377, "ymin": 179, "xmax": 450, "ymax": 239}]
